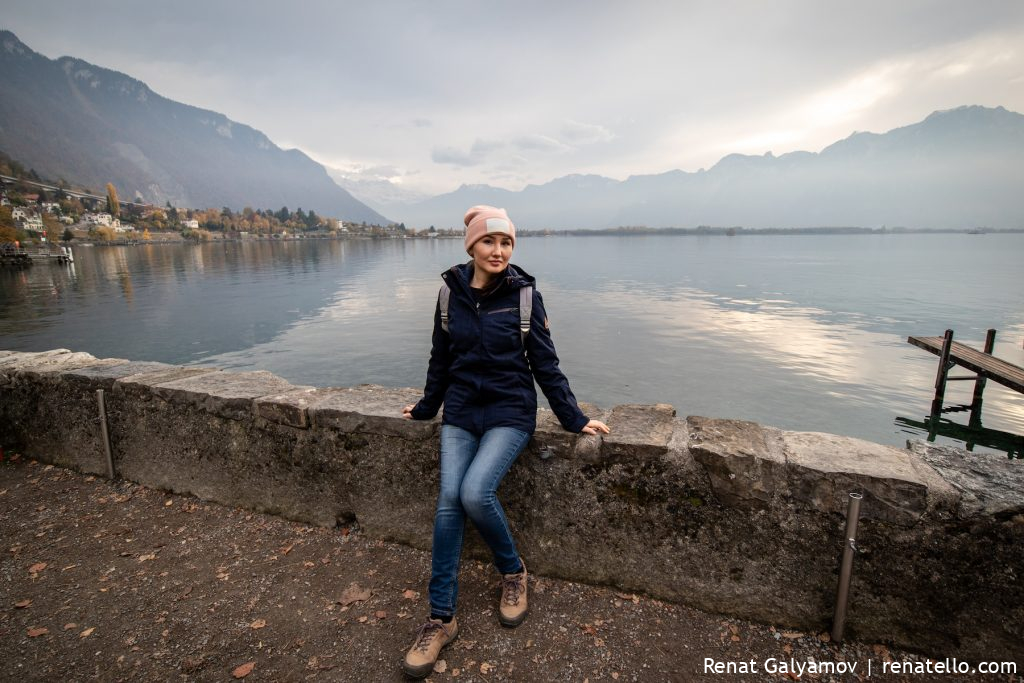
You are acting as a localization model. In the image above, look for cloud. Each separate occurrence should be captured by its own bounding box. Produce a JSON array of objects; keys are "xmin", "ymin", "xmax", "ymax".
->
[
  {"xmin": 512, "ymin": 134, "xmax": 570, "ymax": 153},
  {"xmin": 560, "ymin": 120, "xmax": 614, "ymax": 145},
  {"xmin": 431, "ymin": 139, "xmax": 503, "ymax": 167}
]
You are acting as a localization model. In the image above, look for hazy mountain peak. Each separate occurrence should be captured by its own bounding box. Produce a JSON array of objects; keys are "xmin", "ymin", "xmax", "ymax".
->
[
  {"xmin": 0, "ymin": 30, "xmax": 31, "ymax": 57},
  {"xmin": 0, "ymin": 31, "xmax": 387, "ymax": 223}
]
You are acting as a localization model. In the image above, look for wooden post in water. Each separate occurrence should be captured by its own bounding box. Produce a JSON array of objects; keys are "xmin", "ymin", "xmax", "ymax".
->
[
  {"xmin": 929, "ymin": 329, "xmax": 955, "ymax": 430},
  {"xmin": 969, "ymin": 328, "xmax": 997, "ymax": 428}
]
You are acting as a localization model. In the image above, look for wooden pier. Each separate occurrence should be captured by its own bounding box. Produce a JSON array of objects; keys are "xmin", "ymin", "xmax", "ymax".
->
[
  {"xmin": 0, "ymin": 245, "xmax": 73, "ymax": 266},
  {"xmin": 908, "ymin": 329, "xmax": 1024, "ymax": 431}
]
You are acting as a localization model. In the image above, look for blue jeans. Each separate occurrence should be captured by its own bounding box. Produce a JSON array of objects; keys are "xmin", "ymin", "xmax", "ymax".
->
[{"xmin": 428, "ymin": 424, "xmax": 531, "ymax": 617}]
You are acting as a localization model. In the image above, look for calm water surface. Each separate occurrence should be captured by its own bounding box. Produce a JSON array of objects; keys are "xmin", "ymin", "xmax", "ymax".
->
[{"xmin": 2, "ymin": 233, "xmax": 1022, "ymax": 452}]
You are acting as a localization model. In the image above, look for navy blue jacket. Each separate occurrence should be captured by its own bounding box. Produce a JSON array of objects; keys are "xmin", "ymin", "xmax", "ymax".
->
[{"xmin": 410, "ymin": 262, "xmax": 589, "ymax": 435}]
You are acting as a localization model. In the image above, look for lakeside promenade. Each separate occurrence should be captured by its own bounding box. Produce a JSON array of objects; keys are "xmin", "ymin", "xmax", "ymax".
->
[{"xmin": 3, "ymin": 455, "xmax": 1015, "ymax": 682}]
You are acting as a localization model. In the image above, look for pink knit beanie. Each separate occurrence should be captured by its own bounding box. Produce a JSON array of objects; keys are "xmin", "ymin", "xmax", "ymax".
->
[{"xmin": 464, "ymin": 205, "xmax": 516, "ymax": 253}]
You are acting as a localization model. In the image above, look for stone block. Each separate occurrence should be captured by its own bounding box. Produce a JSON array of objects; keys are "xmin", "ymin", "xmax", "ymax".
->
[
  {"xmin": 0, "ymin": 349, "xmax": 73, "ymax": 371},
  {"xmin": 909, "ymin": 440, "xmax": 1024, "ymax": 519},
  {"xmin": 601, "ymin": 403, "xmax": 676, "ymax": 461},
  {"xmin": 8, "ymin": 351, "xmax": 116, "ymax": 380},
  {"xmin": 529, "ymin": 403, "xmax": 607, "ymax": 461},
  {"xmin": 310, "ymin": 385, "xmax": 433, "ymax": 439},
  {"xmin": 63, "ymin": 361, "xmax": 175, "ymax": 389},
  {"xmin": 782, "ymin": 431, "xmax": 930, "ymax": 525},
  {"xmin": 150, "ymin": 370, "xmax": 303, "ymax": 421},
  {"xmin": 688, "ymin": 416, "xmax": 786, "ymax": 508},
  {"xmin": 114, "ymin": 366, "xmax": 220, "ymax": 392},
  {"xmin": 255, "ymin": 387, "xmax": 320, "ymax": 428}
]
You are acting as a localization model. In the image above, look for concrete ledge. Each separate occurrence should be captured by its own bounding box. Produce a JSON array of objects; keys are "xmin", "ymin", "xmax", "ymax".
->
[
  {"xmin": 149, "ymin": 369, "xmax": 307, "ymax": 421},
  {"xmin": 1, "ymin": 348, "xmax": 1021, "ymax": 662},
  {"xmin": 310, "ymin": 385, "xmax": 433, "ymax": 439}
]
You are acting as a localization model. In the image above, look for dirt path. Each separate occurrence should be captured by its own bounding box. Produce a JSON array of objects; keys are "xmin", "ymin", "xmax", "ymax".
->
[{"xmin": 0, "ymin": 455, "xmax": 1014, "ymax": 682}]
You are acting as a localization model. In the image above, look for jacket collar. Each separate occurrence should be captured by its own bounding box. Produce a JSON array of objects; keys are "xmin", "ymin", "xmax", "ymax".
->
[{"xmin": 443, "ymin": 261, "xmax": 535, "ymax": 299}]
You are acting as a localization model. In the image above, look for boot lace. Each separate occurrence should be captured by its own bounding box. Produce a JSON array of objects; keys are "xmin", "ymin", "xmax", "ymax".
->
[
  {"xmin": 501, "ymin": 573, "xmax": 524, "ymax": 605},
  {"xmin": 412, "ymin": 620, "xmax": 448, "ymax": 653}
]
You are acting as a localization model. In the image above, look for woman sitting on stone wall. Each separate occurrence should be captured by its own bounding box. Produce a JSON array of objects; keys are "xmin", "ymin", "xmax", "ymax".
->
[{"xmin": 400, "ymin": 205, "xmax": 610, "ymax": 678}]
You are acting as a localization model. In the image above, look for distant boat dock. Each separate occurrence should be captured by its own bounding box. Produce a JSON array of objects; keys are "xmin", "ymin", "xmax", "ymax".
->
[{"xmin": 0, "ymin": 244, "xmax": 73, "ymax": 267}]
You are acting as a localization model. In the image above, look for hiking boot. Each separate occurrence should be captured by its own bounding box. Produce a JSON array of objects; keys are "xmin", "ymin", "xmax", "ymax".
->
[
  {"xmin": 499, "ymin": 562, "xmax": 528, "ymax": 627},
  {"xmin": 402, "ymin": 617, "xmax": 458, "ymax": 679}
]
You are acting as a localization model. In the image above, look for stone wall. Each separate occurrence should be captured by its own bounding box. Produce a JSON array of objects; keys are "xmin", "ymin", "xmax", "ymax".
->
[{"xmin": 2, "ymin": 348, "xmax": 1022, "ymax": 662}]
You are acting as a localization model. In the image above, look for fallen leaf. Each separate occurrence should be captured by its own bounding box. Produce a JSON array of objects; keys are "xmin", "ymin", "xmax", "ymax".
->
[
  {"xmin": 63, "ymin": 623, "xmax": 77, "ymax": 631},
  {"xmin": 80, "ymin": 627, "xmax": 95, "ymax": 638},
  {"xmin": 402, "ymin": 589, "xmax": 419, "ymax": 600},
  {"xmin": 28, "ymin": 562, "xmax": 47, "ymax": 574},
  {"xmin": 480, "ymin": 662, "xmax": 495, "ymax": 674},
  {"xmin": 250, "ymin": 619, "xmax": 267, "ymax": 630},
  {"xmin": 730, "ymin": 635, "xmax": 740, "ymax": 642},
  {"xmin": 357, "ymin": 616, "xmax": 368, "ymax": 623},
  {"xmin": 612, "ymin": 674, "xmax": 620, "ymax": 680},
  {"xmin": 817, "ymin": 631, "xmax": 831, "ymax": 642},
  {"xmin": 303, "ymin": 561, "xmax": 315, "ymax": 568},
  {"xmin": 27, "ymin": 627, "xmax": 48, "ymax": 637},
  {"xmin": 15, "ymin": 599, "xmax": 32, "ymax": 608},
  {"xmin": 374, "ymin": 610, "xmax": 387, "ymax": 619},
  {"xmin": 138, "ymin": 554, "xmax": 157, "ymax": 562},
  {"xmin": 783, "ymin": 644, "xmax": 793, "ymax": 654},
  {"xmin": 337, "ymin": 583, "xmax": 372, "ymax": 606},
  {"xmin": 164, "ymin": 500, "xmax": 173, "ymax": 507},
  {"xmin": 434, "ymin": 660, "xmax": 447, "ymax": 673},
  {"xmin": 780, "ymin": 630, "xmax": 803, "ymax": 639},
  {"xmin": 232, "ymin": 662, "xmax": 255, "ymax": 678},
  {"xmin": 280, "ymin": 543, "xmax": 295, "ymax": 555}
]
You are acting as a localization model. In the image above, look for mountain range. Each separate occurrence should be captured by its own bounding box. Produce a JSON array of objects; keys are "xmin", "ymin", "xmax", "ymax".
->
[
  {"xmin": 2, "ymin": 29, "xmax": 1022, "ymax": 231},
  {"xmin": 0, "ymin": 30, "xmax": 387, "ymax": 224},
  {"xmin": 386, "ymin": 105, "xmax": 1024, "ymax": 230}
]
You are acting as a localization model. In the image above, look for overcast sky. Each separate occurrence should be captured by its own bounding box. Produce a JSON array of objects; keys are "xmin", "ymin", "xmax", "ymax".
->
[{"xmin": 5, "ymin": 1, "xmax": 1024, "ymax": 196}]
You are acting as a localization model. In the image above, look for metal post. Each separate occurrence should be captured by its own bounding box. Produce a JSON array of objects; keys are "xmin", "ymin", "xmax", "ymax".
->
[
  {"xmin": 969, "ymin": 329, "xmax": 997, "ymax": 428},
  {"xmin": 930, "ymin": 329, "xmax": 954, "ymax": 425},
  {"xmin": 96, "ymin": 389, "xmax": 115, "ymax": 479},
  {"xmin": 831, "ymin": 492, "xmax": 863, "ymax": 643}
]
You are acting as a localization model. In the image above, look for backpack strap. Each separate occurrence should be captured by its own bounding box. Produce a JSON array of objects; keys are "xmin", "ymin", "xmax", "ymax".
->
[
  {"xmin": 439, "ymin": 282, "xmax": 531, "ymax": 345},
  {"xmin": 519, "ymin": 285, "xmax": 533, "ymax": 345},
  {"xmin": 438, "ymin": 284, "xmax": 451, "ymax": 334}
]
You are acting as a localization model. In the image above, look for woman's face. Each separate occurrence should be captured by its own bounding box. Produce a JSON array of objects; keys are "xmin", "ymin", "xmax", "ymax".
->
[{"xmin": 470, "ymin": 234, "xmax": 514, "ymax": 279}]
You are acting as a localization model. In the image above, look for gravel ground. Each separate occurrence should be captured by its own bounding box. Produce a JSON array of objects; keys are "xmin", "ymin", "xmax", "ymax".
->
[{"xmin": 1, "ymin": 454, "xmax": 1019, "ymax": 682}]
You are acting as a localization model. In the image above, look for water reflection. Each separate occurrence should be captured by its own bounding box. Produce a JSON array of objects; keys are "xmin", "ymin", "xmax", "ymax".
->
[{"xmin": 894, "ymin": 415, "xmax": 1024, "ymax": 458}]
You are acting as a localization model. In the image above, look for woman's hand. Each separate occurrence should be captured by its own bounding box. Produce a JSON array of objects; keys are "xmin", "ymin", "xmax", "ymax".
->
[
  {"xmin": 580, "ymin": 419, "xmax": 610, "ymax": 435},
  {"xmin": 402, "ymin": 404, "xmax": 415, "ymax": 419}
]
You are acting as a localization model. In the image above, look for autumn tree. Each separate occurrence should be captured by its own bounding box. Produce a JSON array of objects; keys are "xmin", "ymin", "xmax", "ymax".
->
[
  {"xmin": 105, "ymin": 183, "xmax": 120, "ymax": 218},
  {"xmin": 42, "ymin": 214, "xmax": 61, "ymax": 240},
  {"xmin": 61, "ymin": 227, "xmax": 74, "ymax": 242},
  {"xmin": 0, "ymin": 226, "xmax": 20, "ymax": 244}
]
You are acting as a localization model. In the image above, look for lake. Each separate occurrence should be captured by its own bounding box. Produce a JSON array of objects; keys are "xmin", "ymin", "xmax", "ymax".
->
[{"xmin": 2, "ymin": 233, "xmax": 1022, "ymax": 454}]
